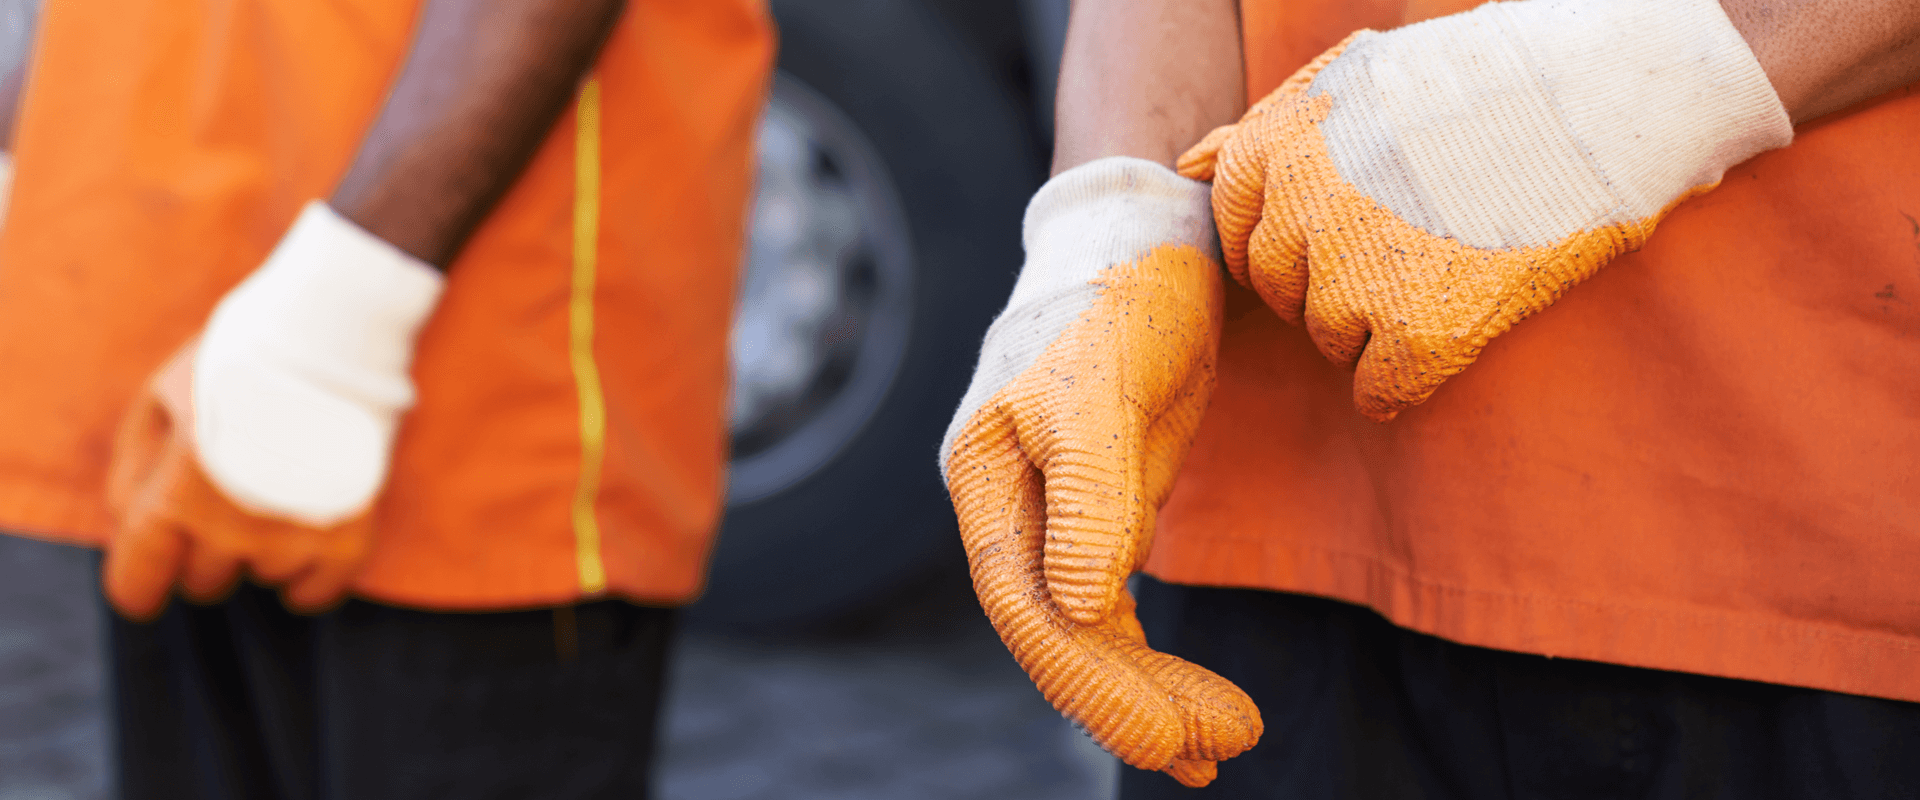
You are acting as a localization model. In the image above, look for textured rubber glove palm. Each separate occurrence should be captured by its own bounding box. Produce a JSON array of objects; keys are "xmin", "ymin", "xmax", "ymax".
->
[
  {"xmin": 105, "ymin": 343, "xmax": 376, "ymax": 619},
  {"xmin": 1179, "ymin": 0, "xmax": 1792, "ymax": 420},
  {"xmin": 942, "ymin": 158, "xmax": 1257, "ymax": 786}
]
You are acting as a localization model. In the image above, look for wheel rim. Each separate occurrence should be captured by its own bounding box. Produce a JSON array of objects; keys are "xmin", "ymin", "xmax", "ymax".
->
[{"xmin": 726, "ymin": 73, "xmax": 915, "ymax": 505}]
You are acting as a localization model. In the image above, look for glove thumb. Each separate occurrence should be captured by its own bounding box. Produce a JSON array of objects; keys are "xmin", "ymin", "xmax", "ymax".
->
[
  {"xmin": 104, "ymin": 449, "xmax": 191, "ymax": 622},
  {"xmin": 103, "ymin": 345, "xmax": 199, "ymax": 622},
  {"xmin": 1025, "ymin": 376, "xmax": 1150, "ymax": 627}
]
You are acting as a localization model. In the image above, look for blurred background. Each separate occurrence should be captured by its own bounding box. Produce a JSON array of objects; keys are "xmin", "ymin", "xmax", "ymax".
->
[{"xmin": 0, "ymin": 0, "xmax": 1126, "ymax": 797}]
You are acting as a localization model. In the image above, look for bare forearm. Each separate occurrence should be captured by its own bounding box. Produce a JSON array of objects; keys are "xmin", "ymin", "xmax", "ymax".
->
[
  {"xmin": 331, "ymin": 0, "xmax": 624, "ymax": 269},
  {"xmin": 1723, "ymin": 0, "xmax": 1920, "ymax": 123},
  {"xmin": 1051, "ymin": 0, "xmax": 1244, "ymax": 174}
]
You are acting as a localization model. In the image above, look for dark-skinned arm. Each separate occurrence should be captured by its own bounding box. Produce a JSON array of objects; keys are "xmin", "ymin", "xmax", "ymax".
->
[
  {"xmin": 98, "ymin": 0, "xmax": 629, "ymax": 620},
  {"xmin": 331, "ymin": 0, "xmax": 626, "ymax": 270}
]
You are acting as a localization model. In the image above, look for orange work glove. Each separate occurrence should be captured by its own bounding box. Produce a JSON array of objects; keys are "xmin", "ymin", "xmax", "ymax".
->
[
  {"xmin": 104, "ymin": 201, "xmax": 443, "ymax": 620},
  {"xmin": 942, "ymin": 157, "xmax": 1258, "ymax": 787},
  {"xmin": 1179, "ymin": 0, "xmax": 1792, "ymax": 420},
  {"xmin": 105, "ymin": 342, "xmax": 376, "ymax": 619}
]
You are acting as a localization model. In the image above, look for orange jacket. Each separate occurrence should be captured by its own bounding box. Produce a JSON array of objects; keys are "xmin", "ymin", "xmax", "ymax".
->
[
  {"xmin": 0, "ymin": 0, "xmax": 773, "ymax": 610},
  {"xmin": 1151, "ymin": 0, "xmax": 1920, "ymax": 702}
]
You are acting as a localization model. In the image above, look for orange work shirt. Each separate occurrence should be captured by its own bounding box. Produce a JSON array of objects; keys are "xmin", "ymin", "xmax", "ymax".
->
[
  {"xmin": 1151, "ymin": 0, "xmax": 1920, "ymax": 702},
  {"xmin": 0, "ymin": 0, "xmax": 774, "ymax": 610}
]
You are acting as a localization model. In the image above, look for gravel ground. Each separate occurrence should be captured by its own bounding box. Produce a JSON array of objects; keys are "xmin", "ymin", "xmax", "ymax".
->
[{"xmin": 0, "ymin": 534, "xmax": 1112, "ymax": 800}]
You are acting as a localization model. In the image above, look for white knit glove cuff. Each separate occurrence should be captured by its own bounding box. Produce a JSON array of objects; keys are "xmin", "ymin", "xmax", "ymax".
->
[
  {"xmin": 939, "ymin": 157, "xmax": 1215, "ymax": 469},
  {"xmin": 1310, "ymin": 0, "xmax": 1792, "ymax": 249},
  {"xmin": 194, "ymin": 201, "xmax": 445, "ymax": 525}
]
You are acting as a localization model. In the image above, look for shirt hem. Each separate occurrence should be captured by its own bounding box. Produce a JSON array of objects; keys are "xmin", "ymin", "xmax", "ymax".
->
[
  {"xmin": 0, "ymin": 483, "xmax": 111, "ymax": 547},
  {"xmin": 1144, "ymin": 535, "xmax": 1920, "ymax": 703}
]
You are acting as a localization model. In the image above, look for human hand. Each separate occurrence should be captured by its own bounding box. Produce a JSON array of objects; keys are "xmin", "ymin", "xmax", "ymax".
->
[
  {"xmin": 104, "ymin": 201, "xmax": 442, "ymax": 619},
  {"xmin": 1179, "ymin": 0, "xmax": 1792, "ymax": 420},
  {"xmin": 104, "ymin": 341, "xmax": 378, "ymax": 619},
  {"xmin": 942, "ymin": 158, "xmax": 1258, "ymax": 786}
]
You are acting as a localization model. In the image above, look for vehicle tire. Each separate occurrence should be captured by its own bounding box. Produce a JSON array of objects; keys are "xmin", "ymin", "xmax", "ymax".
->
[{"xmin": 690, "ymin": 0, "xmax": 1043, "ymax": 628}]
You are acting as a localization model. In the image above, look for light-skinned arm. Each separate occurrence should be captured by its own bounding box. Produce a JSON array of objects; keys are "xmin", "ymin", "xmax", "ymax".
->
[
  {"xmin": 1724, "ymin": 0, "xmax": 1920, "ymax": 123},
  {"xmin": 1050, "ymin": 0, "xmax": 1244, "ymax": 173}
]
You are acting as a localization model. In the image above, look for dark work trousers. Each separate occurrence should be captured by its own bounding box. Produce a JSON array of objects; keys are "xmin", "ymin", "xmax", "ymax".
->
[
  {"xmin": 1120, "ymin": 576, "xmax": 1920, "ymax": 800},
  {"xmin": 105, "ymin": 582, "xmax": 675, "ymax": 800}
]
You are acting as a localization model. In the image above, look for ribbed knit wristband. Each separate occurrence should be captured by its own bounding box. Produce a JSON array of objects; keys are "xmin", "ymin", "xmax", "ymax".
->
[
  {"xmin": 939, "ymin": 157, "xmax": 1216, "ymax": 469},
  {"xmin": 194, "ymin": 201, "xmax": 445, "ymax": 524},
  {"xmin": 1310, "ymin": 0, "xmax": 1791, "ymax": 249}
]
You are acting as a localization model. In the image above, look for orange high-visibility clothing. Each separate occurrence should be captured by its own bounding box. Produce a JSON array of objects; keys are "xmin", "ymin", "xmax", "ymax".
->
[
  {"xmin": 1151, "ymin": 0, "xmax": 1920, "ymax": 702},
  {"xmin": 0, "ymin": 0, "xmax": 774, "ymax": 610}
]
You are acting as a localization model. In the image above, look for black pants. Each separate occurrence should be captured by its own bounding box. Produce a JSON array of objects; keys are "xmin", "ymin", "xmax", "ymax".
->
[
  {"xmin": 1120, "ymin": 577, "xmax": 1920, "ymax": 800},
  {"xmin": 107, "ymin": 583, "xmax": 675, "ymax": 800}
]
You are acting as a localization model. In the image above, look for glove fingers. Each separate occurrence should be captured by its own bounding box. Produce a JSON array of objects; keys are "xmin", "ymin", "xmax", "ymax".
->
[
  {"xmin": 1095, "ymin": 551, "xmax": 1261, "ymax": 768},
  {"xmin": 1164, "ymin": 758, "xmax": 1219, "ymax": 789},
  {"xmin": 971, "ymin": 480, "xmax": 1251, "ymax": 782},
  {"xmin": 1175, "ymin": 124, "xmax": 1234, "ymax": 183},
  {"xmin": 103, "ymin": 514, "xmax": 188, "ymax": 623},
  {"xmin": 280, "ymin": 556, "xmax": 355, "ymax": 615},
  {"xmin": 951, "ymin": 430, "xmax": 1190, "ymax": 773},
  {"xmin": 179, "ymin": 537, "xmax": 243, "ymax": 604},
  {"xmin": 1102, "ymin": 585, "xmax": 1264, "ymax": 765},
  {"xmin": 245, "ymin": 504, "xmax": 321, "ymax": 585},
  {"xmin": 1349, "ymin": 328, "xmax": 1468, "ymax": 423},
  {"xmin": 1243, "ymin": 192, "xmax": 1313, "ymax": 323},
  {"xmin": 1302, "ymin": 266, "xmax": 1376, "ymax": 371},
  {"xmin": 1202, "ymin": 130, "xmax": 1271, "ymax": 288},
  {"xmin": 1134, "ymin": 645, "xmax": 1263, "ymax": 763},
  {"xmin": 249, "ymin": 541, "xmax": 313, "ymax": 586},
  {"xmin": 277, "ymin": 515, "xmax": 373, "ymax": 614}
]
